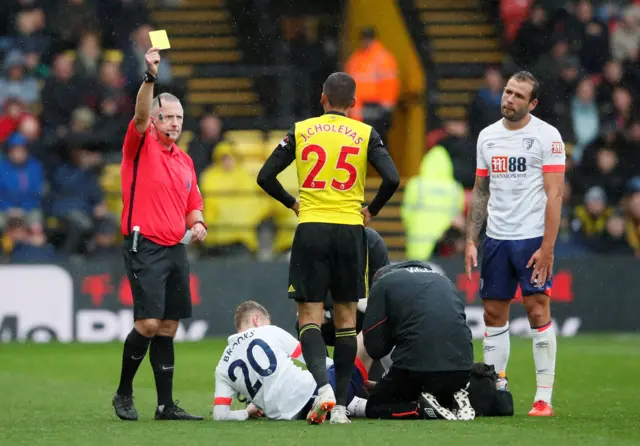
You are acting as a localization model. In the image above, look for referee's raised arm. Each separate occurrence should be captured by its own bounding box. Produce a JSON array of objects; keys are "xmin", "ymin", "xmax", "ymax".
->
[{"xmin": 112, "ymin": 46, "xmax": 205, "ymax": 422}]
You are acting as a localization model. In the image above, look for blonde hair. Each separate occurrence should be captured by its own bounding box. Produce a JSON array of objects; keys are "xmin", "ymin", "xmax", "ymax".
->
[{"xmin": 234, "ymin": 301, "xmax": 270, "ymax": 330}]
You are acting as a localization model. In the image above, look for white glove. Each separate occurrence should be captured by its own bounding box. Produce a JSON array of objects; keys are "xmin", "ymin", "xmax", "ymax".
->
[{"xmin": 357, "ymin": 298, "xmax": 368, "ymax": 313}]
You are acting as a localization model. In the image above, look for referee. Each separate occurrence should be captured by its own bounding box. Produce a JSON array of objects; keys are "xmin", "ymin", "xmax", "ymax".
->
[{"xmin": 112, "ymin": 47, "xmax": 207, "ymax": 421}]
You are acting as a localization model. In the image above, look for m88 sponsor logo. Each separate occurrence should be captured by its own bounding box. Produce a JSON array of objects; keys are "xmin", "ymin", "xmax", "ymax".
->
[{"xmin": 491, "ymin": 156, "xmax": 527, "ymax": 178}]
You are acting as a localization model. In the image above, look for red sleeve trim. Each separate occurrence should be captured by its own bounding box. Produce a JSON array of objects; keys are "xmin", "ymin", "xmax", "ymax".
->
[
  {"xmin": 214, "ymin": 397, "xmax": 232, "ymax": 406},
  {"xmin": 291, "ymin": 342, "xmax": 302, "ymax": 359},
  {"xmin": 542, "ymin": 165, "xmax": 565, "ymax": 173},
  {"xmin": 354, "ymin": 356, "xmax": 369, "ymax": 382},
  {"xmin": 476, "ymin": 168, "xmax": 489, "ymax": 177}
]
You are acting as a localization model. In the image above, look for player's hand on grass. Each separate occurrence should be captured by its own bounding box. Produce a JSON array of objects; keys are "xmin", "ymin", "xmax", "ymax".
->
[
  {"xmin": 361, "ymin": 207, "xmax": 372, "ymax": 226},
  {"xmin": 247, "ymin": 403, "xmax": 263, "ymax": 419},
  {"xmin": 145, "ymin": 47, "xmax": 160, "ymax": 76},
  {"xmin": 191, "ymin": 222, "xmax": 207, "ymax": 242},
  {"xmin": 464, "ymin": 240, "xmax": 478, "ymax": 281},
  {"xmin": 291, "ymin": 200, "xmax": 300, "ymax": 216},
  {"xmin": 527, "ymin": 246, "xmax": 554, "ymax": 287}
]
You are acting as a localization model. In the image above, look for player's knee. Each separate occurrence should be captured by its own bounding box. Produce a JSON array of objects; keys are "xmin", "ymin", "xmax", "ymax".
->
[
  {"xmin": 524, "ymin": 297, "xmax": 550, "ymax": 326},
  {"xmin": 483, "ymin": 302, "xmax": 509, "ymax": 327},
  {"xmin": 333, "ymin": 302, "xmax": 357, "ymax": 329},
  {"xmin": 156, "ymin": 320, "xmax": 179, "ymax": 337},
  {"xmin": 135, "ymin": 319, "xmax": 161, "ymax": 337}
]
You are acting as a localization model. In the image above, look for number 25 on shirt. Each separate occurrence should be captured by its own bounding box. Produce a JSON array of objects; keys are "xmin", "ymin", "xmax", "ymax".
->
[{"xmin": 300, "ymin": 144, "xmax": 361, "ymax": 191}]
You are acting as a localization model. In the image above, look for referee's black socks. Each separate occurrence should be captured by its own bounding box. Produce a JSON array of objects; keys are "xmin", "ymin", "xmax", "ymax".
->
[
  {"xmin": 334, "ymin": 327, "xmax": 357, "ymax": 406},
  {"xmin": 299, "ymin": 323, "xmax": 330, "ymax": 388},
  {"xmin": 117, "ymin": 328, "xmax": 151, "ymax": 396},
  {"xmin": 150, "ymin": 335, "xmax": 175, "ymax": 408}
]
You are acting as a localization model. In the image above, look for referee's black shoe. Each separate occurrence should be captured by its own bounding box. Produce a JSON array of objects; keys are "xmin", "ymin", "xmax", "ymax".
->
[
  {"xmin": 154, "ymin": 401, "xmax": 204, "ymax": 420},
  {"xmin": 112, "ymin": 393, "xmax": 138, "ymax": 421}
]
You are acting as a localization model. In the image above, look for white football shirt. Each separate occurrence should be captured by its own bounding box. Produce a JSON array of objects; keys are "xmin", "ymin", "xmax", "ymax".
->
[
  {"xmin": 476, "ymin": 115, "xmax": 566, "ymax": 240},
  {"xmin": 213, "ymin": 325, "xmax": 316, "ymax": 421}
]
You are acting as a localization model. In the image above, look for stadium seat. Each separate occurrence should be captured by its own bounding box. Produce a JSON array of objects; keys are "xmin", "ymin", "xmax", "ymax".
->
[
  {"xmin": 271, "ymin": 163, "xmax": 299, "ymax": 254},
  {"xmin": 223, "ymin": 130, "xmax": 264, "ymax": 144},
  {"xmin": 199, "ymin": 145, "xmax": 270, "ymax": 254},
  {"xmin": 100, "ymin": 163, "xmax": 123, "ymax": 219}
]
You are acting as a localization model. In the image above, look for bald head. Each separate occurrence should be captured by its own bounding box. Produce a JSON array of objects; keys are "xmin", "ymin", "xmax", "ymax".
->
[{"xmin": 151, "ymin": 93, "xmax": 181, "ymax": 116}]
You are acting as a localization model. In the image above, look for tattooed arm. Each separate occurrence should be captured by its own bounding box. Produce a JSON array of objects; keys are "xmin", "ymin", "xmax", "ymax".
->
[
  {"xmin": 465, "ymin": 175, "xmax": 490, "ymax": 244},
  {"xmin": 464, "ymin": 174, "xmax": 490, "ymax": 279}
]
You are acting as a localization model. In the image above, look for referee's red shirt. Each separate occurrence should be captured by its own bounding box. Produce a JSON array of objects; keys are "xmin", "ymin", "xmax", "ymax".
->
[{"xmin": 120, "ymin": 119, "xmax": 203, "ymax": 246}]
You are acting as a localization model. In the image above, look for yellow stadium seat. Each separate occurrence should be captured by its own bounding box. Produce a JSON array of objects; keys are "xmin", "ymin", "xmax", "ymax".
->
[
  {"xmin": 223, "ymin": 130, "xmax": 264, "ymax": 144},
  {"xmin": 242, "ymin": 159, "xmax": 265, "ymax": 178},
  {"xmin": 177, "ymin": 130, "xmax": 194, "ymax": 153},
  {"xmin": 264, "ymin": 131, "xmax": 288, "ymax": 157},
  {"xmin": 233, "ymin": 141, "xmax": 267, "ymax": 161},
  {"xmin": 100, "ymin": 163, "xmax": 122, "ymax": 219},
  {"xmin": 271, "ymin": 163, "xmax": 299, "ymax": 254},
  {"xmin": 199, "ymin": 161, "xmax": 270, "ymax": 253}
]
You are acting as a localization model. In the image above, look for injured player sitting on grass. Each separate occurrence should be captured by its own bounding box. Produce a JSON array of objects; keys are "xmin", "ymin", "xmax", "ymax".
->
[{"xmin": 212, "ymin": 301, "xmax": 371, "ymax": 422}]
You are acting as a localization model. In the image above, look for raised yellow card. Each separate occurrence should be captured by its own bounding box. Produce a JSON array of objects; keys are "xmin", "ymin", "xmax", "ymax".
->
[{"xmin": 149, "ymin": 30, "xmax": 171, "ymax": 50}]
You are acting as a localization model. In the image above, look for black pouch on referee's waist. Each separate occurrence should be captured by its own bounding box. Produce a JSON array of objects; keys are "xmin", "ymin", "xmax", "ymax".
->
[{"xmin": 468, "ymin": 362, "xmax": 514, "ymax": 417}]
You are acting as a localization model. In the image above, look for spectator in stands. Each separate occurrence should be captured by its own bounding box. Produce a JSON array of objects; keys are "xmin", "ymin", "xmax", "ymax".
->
[
  {"xmin": 199, "ymin": 144, "xmax": 268, "ymax": 257},
  {"xmin": 611, "ymin": 86, "xmax": 634, "ymax": 130},
  {"xmin": 611, "ymin": 4, "xmax": 640, "ymax": 62},
  {"xmin": 0, "ymin": 133, "xmax": 44, "ymax": 234},
  {"xmin": 2, "ymin": 216, "xmax": 57, "ymax": 264},
  {"xmin": 597, "ymin": 59, "xmax": 624, "ymax": 116},
  {"xmin": 12, "ymin": 7, "xmax": 50, "ymax": 58},
  {"xmin": 568, "ymin": 0, "xmax": 610, "ymax": 74},
  {"xmin": 41, "ymin": 52, "xmax": 87, "ymax": 136},
  {"xmin": 0, "ymin": 98, "xmax": 30, "ymax": 144},
  {"xmin": 89, "ymin": 218, "xmax": 119, "ymax": 258},
  {"xmin": 541, "ymin": 54, "xmax": 581, "ymax": 128},
  {"xmin": 592, "ymin": 208, "xmax": 635, "ymax": 255},
  {"xmin": 512, "ymin": 5, "xmax": 551, "ymax": 70},
  {"xmin": 401, "ymin": 145, "xmax": 465, "ymax": 261},
  {"xmin": 623, "ymin": 179, "xmax": 640, "ymax": 257},
  {"xmin": 535, "ymin": 37, "xmax": 570, "ymax": 84},
  {"xmin": 98, "ymin": 0, "xmax": 152, "ymax": 50},
  {"xmin": 500, "ymin": 0, "xmax": 534, "ymax": 43},
  {"xmin": 121, "ymin": 24, "xmax": 173, "ymax": 95},
  {"xmin": 566, "ymin": 77, "xmax": 601, "ymax": 163},
  {"xmin": 578, "ymin": 143, "xmax": 625, "ymax": 204},
  {"xmin": 571, "ymin": 186, "xmax": 613, "ymax": 246},
  {"xmin": 94, "ymin": 94, "xmax": 130, "ymax": 154},
  {"xmin": 190, "ymin": 112, "xmax": 224, "ymax": 179},
  {"xmin": 344, "ymin": 27, "xmax": 399, "ymax": 144},
  {"xmin": 22, "ymin": 40, "xmax": 49, "ymax": 79},
  {"xmin": 555, "ymin": 179, "xmax": 589, "ymax": 256},
  {"xmin": 439, "ymin": 119, "xmax": 476, "ymax": 189},
  {"xmin": 49, "ymin": 0, "xmax": 98, "ymax": 50},
  {"xmin": 468, "ymin": 66, "xmax": 504, "ymax": 141},
  {"xmin": 0, "ymin": 50, "xmax": 40, "ymax": 108},
  {"xmin": 74, "ymin": 31, "xmax": 103, "ymax": 82},
  {"xmin": 617, "ymin": 117, "xmax": 640, "ymax": 179},
  {"xmin": 50, "ymin": 147, "xmax": 109, "ymax": 254}
]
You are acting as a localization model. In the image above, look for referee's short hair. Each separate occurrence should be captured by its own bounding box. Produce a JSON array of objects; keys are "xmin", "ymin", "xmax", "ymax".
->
[
  {"xmin": 234, "ymin": 301, "xmax": 271, "ymax": 330},
  {"xmin": 510, "ymin": 71, "xmax": 539, "ymax": 102},
  {"xmin": 151, "ymin": 92, "xmax": 181, "ymax": 113},
  {"xmin": 323, "ymin": 72, "xmax": 356, "ymax": 109}
]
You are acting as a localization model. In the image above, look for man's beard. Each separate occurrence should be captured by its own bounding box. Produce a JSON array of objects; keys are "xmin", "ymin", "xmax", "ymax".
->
[{"xmin": 502, "ymin": 107, "xmax": 527, "ymax": 122}]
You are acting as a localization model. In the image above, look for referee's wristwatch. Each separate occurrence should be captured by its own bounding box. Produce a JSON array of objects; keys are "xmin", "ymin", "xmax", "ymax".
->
[{"xmin": 143, "ymin": 71, "xmax": 157, "ymax": 83}]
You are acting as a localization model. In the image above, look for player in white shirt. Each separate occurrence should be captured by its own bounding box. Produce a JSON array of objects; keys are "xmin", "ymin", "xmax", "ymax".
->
[
  {"xmin": 212, "ymin": 301, "xmax": 371, "ymax": 422},
  {"xmin": 464, "ymin": 71, "xmax": 565, "ymax": 417}
]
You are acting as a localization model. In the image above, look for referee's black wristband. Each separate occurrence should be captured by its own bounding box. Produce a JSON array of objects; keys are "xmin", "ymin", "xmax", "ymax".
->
[{"xmin": 143, "ymin": 71, "xmax": 157, "ymax": 83}]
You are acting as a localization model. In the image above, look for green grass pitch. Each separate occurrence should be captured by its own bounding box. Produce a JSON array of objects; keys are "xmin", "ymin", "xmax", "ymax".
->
[{"xmin": 2, "ymin": 335, "xmax": 640, "ymax": 446}]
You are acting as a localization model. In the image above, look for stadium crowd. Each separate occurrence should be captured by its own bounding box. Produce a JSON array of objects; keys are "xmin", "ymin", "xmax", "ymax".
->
[{"xmin": 0, "ymin": 0, "xmax": 638, "ymax": 263}]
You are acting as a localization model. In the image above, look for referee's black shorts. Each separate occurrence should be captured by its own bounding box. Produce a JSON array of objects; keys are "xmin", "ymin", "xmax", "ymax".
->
[
  {"xmin": 288, "ymin": 222, "xmax": 367, "ymax": 304},
  {"xmin": 123, "ymin": 236, "xmax": 192, "ymax": 321}
]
